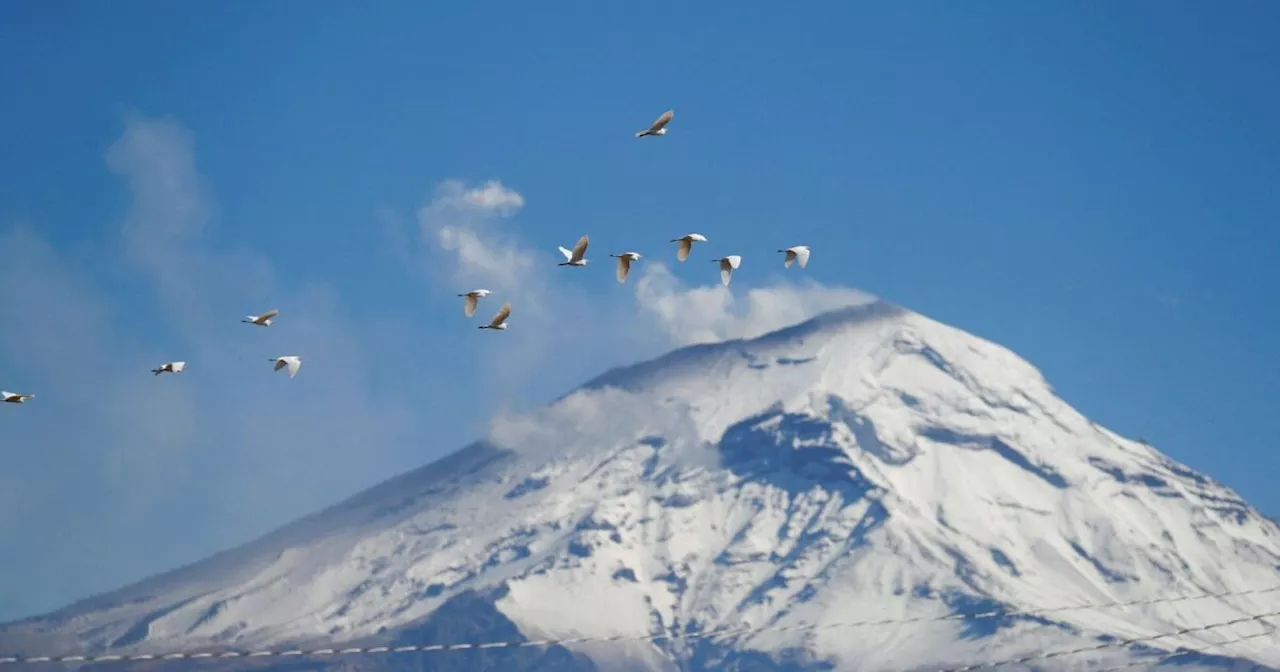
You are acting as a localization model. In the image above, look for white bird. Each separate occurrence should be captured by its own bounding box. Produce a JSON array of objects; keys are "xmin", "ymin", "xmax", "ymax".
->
[
  {"xmin": 609, "ymin": 252, "xmax": 642, "ymax": 284},
  {"xmin": 270, "ymin": 355, "xmax": 302, "ymax": 379},
  {"xmin": 557, "ymin": 235, "xmax": 590, "ymax": 267},
  {"xmin": 478, "ymin": 301, "xmax": 512, "ymax": 331},
  {"xmin": 670, "ymin": 233, "xmax": 708, "ymax": 262},
  {"xmin": 778, "ymin": 245, "xmax": 811, "ymax": 269},
  {"xmin": 1, "ymin": 391, "xmax": 34, "ymax": 404},
  {"xmin": 635, "ymin": 109, "xmax": 674, "ymax": 138},
  {"xmin": 458, "ymin": 289, "xmax": 491, "ymax": 318},
  {"xmin": 711, "ymin": 255, "xmax": 742, "ymax": 287},
  {"xmin": 241, "ymin": 309, "xmax": 279, "ymax": 327},
  {"xmin": 151, "ymin": 361, "xmax": 187, "ymax": 376}
]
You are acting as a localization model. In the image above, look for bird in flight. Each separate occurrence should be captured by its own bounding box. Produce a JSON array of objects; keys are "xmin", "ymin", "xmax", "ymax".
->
[
  {"xmin": 270, "ymin": 356, "xmax": 302, "ymax": 379},
  {"xmin": 712, "ymin": 255, "xmax": 742, "ymax": 287},
  {"xmin": 1, "ymin": 391, "xmax": 34, "ymax": 404},
  {"xmin": 557, "ymin": 235, "xmax": 590, "ymax": 267},
  {"xmin": 609, "ymin": 252, "xmax": 642, "ymax": 284},
  {"xmin": 778, "ymin": 245, "xmax": 811, "ymax": 269},
  {"xmin": 670, "ymin": 233, "xmax": 708, "ymax": 262},
  {"xmin": 636, "ymin": 109, "xmax": 674, "ymax": 138},
  {"xmin": 242, "ymin": 309, "xmax": 279, "ymax": 327},
  {"xmin": 151, "ymin": 361, "xmax": 187, "ymax": 376},
  {"xmin": 479, "ymin": 301, "xmax": 512, "ymax": 331},
  {"xmin": 458, "ymin": 289, "xmax": 491, "ymax": 318}
]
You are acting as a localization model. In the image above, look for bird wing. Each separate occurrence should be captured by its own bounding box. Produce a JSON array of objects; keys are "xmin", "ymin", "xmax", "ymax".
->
[
  {"xmin": 173, "ymin": 362, "xmax": 186, "ymax": 372},
  {"xmin": 286, "ymin": 358, "xmax": 301, "ymax": 378},
  {"xmin": 795, "ymin": 246, "xmax": 810, "ymax": 269},
  {"xmin": 650, "ymin": 109, "xmax": 674, "ymax": 131},
  {"xmin": 725, "ymin": 255, "xmax": 741, "ymax": 269},
  {"xmin": 677, "ymin": 238, "xmax": 692, "ymax": 261},
  {"xmin": 491, "ymin": 301, "xmax": 512, "ymax": 327},
  {"xmin": 720, "ymin": 261, "xmax": 733, "ymax": 286},
  {"xmin": 571, "ymin": 234, "xmax": 589, "ymax": 262},
  {"xmin": 259, "ymin": 309, "xmax": 279, "ymax": 320},
  {"xmin": 784, "ymin": 250, "xmax": 796, "ymax": 268},
  {"xmin": 558, "ymin": 246, "xmax": 573, "ymax": 261},
  {"xmin": 616, "ymin": 256, "xmax": 631, "ymax": 283},
  {"xmin": 273, "ymin": 359, "xmax": 286, "ymax": 372},
  {"xmin": 465, "ymin": 294, "xmax": 478, "ymax": 317}
]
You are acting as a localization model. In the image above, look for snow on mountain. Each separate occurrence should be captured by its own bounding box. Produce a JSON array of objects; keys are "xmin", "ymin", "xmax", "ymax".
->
[{"xmin": 3, "ymin": 299, "xmax": 1280, "ymax": 671}]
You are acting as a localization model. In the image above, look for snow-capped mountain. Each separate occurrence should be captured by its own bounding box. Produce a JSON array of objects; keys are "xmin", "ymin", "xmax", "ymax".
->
[{"xmin": 3, "ymin": 300, "xmax": 1280, "ymax": 671}]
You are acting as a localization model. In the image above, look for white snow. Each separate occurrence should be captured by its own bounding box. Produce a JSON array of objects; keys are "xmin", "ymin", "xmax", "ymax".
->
[{"xmin": 2, "ymin": 300, "xmax": 1278, "ymax": 670}]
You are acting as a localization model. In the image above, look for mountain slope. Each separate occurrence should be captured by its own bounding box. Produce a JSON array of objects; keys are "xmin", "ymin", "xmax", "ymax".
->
[{"xmin": 3, "ymin": 300, "xmax": 1279, "ymax": 671}]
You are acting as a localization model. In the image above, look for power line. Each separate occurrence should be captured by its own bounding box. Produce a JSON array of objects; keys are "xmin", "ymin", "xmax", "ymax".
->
[
  {"xmin": 1, "ymin": 584, "xmax": 1277, "ymax": 667},
  {"xmin": 946, "ymin": 609, "xmax": 1280, "ymax": 671},
  {"xmin": 1098, "ymin": 622, "xmax": 1278, "ymax": 672}
]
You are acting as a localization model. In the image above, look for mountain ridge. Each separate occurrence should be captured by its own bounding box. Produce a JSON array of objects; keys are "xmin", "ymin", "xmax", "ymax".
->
[{"xmin": 3, "ymin": 298, "xmax": 1279, "ymax": 671}]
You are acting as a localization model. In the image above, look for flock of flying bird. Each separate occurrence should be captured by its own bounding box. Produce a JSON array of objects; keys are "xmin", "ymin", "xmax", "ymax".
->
[{"xmin": 0, "ymin": 109, "xmax": 810, "ymax": 404}]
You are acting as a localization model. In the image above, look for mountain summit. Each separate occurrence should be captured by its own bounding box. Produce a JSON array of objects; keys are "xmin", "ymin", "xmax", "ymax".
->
[{"xmin": 4, "ymin": 300, "xmax": 1279, "ymax": 671}]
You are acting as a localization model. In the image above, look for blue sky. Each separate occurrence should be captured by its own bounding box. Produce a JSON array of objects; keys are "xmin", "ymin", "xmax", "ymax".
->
[{"xmin": 1, "ymin": 1, "xmax": 1277, "ymax": 621}]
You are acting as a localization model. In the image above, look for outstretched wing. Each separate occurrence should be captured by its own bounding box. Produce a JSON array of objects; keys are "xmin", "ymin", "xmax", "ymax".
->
[
  {"xmin": 616, "ymin": 256, "xmax": 632, "ymax": 284},
  {"xmin": 650, "ymin": 109, "xmax": 674, "ymax": 132},
  {"xmin": 465, "ymin": 294, "xmax": 479, "ymax": 317},
  {"xmin": 720, "ymin": 256, "xmax": 741, "ymax": 286},
  {"xmin": 784, "ymin": 250, "xmax": 797, "ymax": 268},
  {"xmin": 491, "ymin": 301, "xmax": 512, "ymax": 327},
  {"xmin": 571, "ymin": 234, "xmax": 590, "ymax": 262},
  {"xmin": 286, "ymin": 358, "xmax": 301, "ymax": 379},
  {"xmin": 259, "ymin": 309, "xmax": 279, "ymax": 320},
  {"xmin": 274, "ymin": 359, "xmax": 286, "ymax": 372},
  {"xmin": 794, "ymin": 246, "xmax": 810, "ymax": 269},
  {"xmin": 677, "ymin": 238, "xmax": 692, "ymax": 261},
  {"xmin": 558, "ymin": 246, "xmax": 573, "ymax": 261}
]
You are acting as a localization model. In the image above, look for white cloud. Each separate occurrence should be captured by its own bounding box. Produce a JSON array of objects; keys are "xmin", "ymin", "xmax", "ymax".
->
[
  {"xmin": 408, "ymin": 177, "xmax": 879, "ymax": 412},
  {"xmin": 417, "ymin": 179, "xmax": 534, "ymax": 292},
  {"xmin": 0, "ymin": 115, "xmax": 442, "ymax": 621},
  {"xmin": 631, "ymin": 262, "xmax": 877, "ymax": 347},
  {"xmin": 458, "ymin": 179, "xmax": 526, "ymax": 213}
]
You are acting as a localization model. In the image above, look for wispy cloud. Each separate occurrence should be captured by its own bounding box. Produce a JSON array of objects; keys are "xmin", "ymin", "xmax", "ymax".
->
[
  {"xmin": 417, "ymin": 179, "xmax": 534, "ymax": 292},
  {"xmin": 406, "ymin": 177, "xmax": 878, "ymax": 405},
  {"xmin": 0, "ymin": 115, "xmax": 433, "ymax": 622},
  {"xmin": 632, "ymin": 262, "xmax": 877, "ymax": 347}
]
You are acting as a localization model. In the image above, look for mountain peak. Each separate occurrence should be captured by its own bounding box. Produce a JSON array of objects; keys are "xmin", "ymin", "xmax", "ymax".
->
[{"xmin": 4, "ymin": 300, "xmax": 1279, "ymax": 671}]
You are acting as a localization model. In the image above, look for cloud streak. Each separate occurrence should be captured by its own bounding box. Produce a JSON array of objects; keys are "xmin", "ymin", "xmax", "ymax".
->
[
  {"xmin": 632, "ymin": 262, "xmax": 877, "ymax": 347},
  {"xmin": 0, "ymin": 115, "xmax": 434, "ymax": 622},
  {"xmin": 406, "ymin": 177, "xmax": 879, "ymax": 410},
  {"xmin": 417, "ymin": 179, "xmax": 534, "ymax": 292}
]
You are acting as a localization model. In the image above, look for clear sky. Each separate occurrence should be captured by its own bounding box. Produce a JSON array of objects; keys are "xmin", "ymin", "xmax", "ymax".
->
[{"xmin": 1, "ymin": 1, "xmax": 1277, "ymax": 622}]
